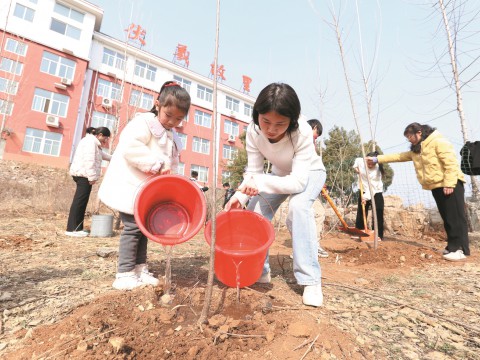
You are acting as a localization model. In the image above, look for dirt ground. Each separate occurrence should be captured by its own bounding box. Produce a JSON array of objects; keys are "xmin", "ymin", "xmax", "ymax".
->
[{"xmin": 1, "ymin": 160, "xmax": 480, "ymax": 359}]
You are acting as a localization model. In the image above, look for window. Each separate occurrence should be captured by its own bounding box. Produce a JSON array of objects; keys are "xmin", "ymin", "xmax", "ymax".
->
[
  {"xmin": 224, "ymin": 119, "xmax": 239, "ymax": 136},
  {"xmin": 129, "ymin": 90, "xmax": 154, "ymax": 110},
  {"xmin": 134, "ymin": 60, "xmax": 157, "ymax": 81},
  {"xmin": 194, "ymin": 110, "xmax": 211, "ymax": 128},
  {"xmin": 5, "ymin": 38, "xmax": 27, "ymax": 56},
  {"xmin": 40, "ymin": 51, "xmax": 76, "ymax": 80},
  {"xmin": 177, "ymin": 133, "xmax": 187, "ymax": 150},
  {"xmin": 50, "ymin": 18, "xmax": 81, "ymax": 40},
  {"xmin": 223, "ymin": 145, "xmax": 238, "ymax": 160},
  {"xmin": 96, "ymin": 79, "xmax": 122, "ymax": 101},
  {"xmin": 102, "ymin": 48, "xmax": 126, "ymax": 70},
  {"xmin": 0, "ymin": 99, "xmax": 14, "ymax": 115},
  {"xmin": 0, "ymin": 76, "xmax": 19, "ymax": 95},
  {"xmin": 244, "ymin": 103, "xmax": 253, "ymax": 117},
  {"xmin": 176, "ymin": 162, "xmax": 185, "ymax": 176},
  {"xmin": 173, "ymin": 75, "xmax": 191, "ymax": 93},
  {"xmin": 197, "ymin": 85, "xmax": 213, "ymax": 102},
  {"xmin": 28, "ymin": 0, "xmax": 38, "ymax": 3},
  {"xmin": 13, "ymin": 4, "xmax": 35, "ymax": 22},
  {"xmin": 32, "ymin": 88, "xmax": 69, "ymax": 117},
  {"xmin": 54, "ymin": 2, "xmax": 84, "ymax": 23},
  {"xmin": 22, "ymin": 128, "xmax": 62, "ymax": 156},
  {"xmin": 192, "ymin": 136, "xmax": 210, "ymax": 155},
  {"xmin": 91, "ymin": 111, "xmax": 116, "ymax": 132},
  {"xmin": 226, "ymin": 96, "xmax": 240, "ymax": 112},
  {"xmin": 190, "ymin": 164, "xmax": 208, "ymax": 183},
  {"xmin": 221, "ymin": 171, "xmax": 231, "ymax": 184},
  {"xmin": 0, "ymin": 57, "xmax": 23, "ymax": 76}
]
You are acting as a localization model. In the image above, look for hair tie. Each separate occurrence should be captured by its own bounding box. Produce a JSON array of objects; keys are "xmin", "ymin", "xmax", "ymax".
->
[{"xmin": 165, "ymin": 82, "xmax": 180, "ymax": 88}]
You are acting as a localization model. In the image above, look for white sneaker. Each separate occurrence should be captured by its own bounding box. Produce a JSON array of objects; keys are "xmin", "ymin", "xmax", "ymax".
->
[
  {"xmin": 303, "ymin": 284, "xmax": 323, "ymax": 307},
  {"xmin": 112, "ymin": 271, "xmax": 143, "ymax": 290},
  {"xmin": 442, "ymin": 249, "xmax": 466, "ymax": 261},
  {"xmin": 65, "ymin": 231, "xmax": 88, "ymax": 237},
  {"xmin": 135, "ymin": 264, "xmax": 160, "ymax": 286},
  {"xmin": 257, "ymin": 271, "xmax": 271, "ymax": 284}
]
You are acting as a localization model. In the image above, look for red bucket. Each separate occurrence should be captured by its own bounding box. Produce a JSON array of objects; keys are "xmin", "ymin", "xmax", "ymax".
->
[
  {"xmin": 134, "ymin": 175, "xmax": 207, "ymax": 245},
  {"xmin": 204, "ymin": 209, "xmax": 274, "ymax": 288}
]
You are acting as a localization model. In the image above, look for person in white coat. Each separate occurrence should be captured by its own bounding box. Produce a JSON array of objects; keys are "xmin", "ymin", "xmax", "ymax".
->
[
  {"xmin": 99, "ymin": 81, "xmax": 190, "ymax": 291},
  {"xmin": 353, "ymin": 151, "xmax": 385, "ymax": 240},
  {"xmin": 66, "ymin": 127, "xmax": 111, "ymax": 237},
  {"xmin": 225, "ymin": 83, "xmax": 326, "ymax": 307}
]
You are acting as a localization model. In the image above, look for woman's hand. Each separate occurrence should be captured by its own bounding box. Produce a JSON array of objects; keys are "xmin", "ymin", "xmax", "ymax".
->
[
  {"xmin": 443, "ymin": 187, "xmax": 454, "ymax": 195},
  {"xmin": 224, "ymin": 196, "xmax": 242, "ymax": 211},
  {"xmin": 89, "ymin": 180, "xmax": 96, "ymax": 185},
  {"xmin": 238, "ymin": 177, "xmax": 259, "ymax": 196}
]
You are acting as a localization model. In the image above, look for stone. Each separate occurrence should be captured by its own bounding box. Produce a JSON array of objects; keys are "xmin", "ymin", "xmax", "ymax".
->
[
  {"xmin": 109, "ymin": 336, "xmax": 124, "ymax": 353},
  {"xmin": 96, "ymin": 248, "xmax": 117, "ymax": 258}
]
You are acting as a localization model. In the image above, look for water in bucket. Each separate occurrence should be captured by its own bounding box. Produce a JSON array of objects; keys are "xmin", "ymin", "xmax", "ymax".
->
[
  {"xmin": 204, "ymin": 209, "xmax": 275, "ymax": 288},
  {"xmin": 134, "ymin": 175, "xmax": 207, "ymax": 245}
]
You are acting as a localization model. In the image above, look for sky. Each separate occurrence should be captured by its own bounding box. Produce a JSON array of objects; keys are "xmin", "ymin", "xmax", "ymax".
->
[{"xmin": 88, "ymin": 0, "xmax": 480, "ymax": 204}]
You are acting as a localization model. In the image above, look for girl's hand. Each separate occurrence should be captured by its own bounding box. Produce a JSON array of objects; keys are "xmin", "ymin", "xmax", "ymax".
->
[
  {"xmin": 443, "ymin": 187, "xmax": 454, "ymax": 195},
  {"xmin": 160, "ymin": 165, "xmax": 171, "ymax": 175},
  {"xmin": 89, "ymin": 180, "xmax": 96, "ymax": 185},
  {"xmin": 224, "ymin": 196, "xmax": 242, "ymax": 211},
  {"xmin": 238, "ymin": 177, "xmax": 259, "ymax": 196}
]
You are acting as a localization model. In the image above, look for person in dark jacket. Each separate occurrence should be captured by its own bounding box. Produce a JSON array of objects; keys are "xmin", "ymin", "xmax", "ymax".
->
[{"xmin": 223, "ymin": 182, "xmax": 235, "ymax": 207}]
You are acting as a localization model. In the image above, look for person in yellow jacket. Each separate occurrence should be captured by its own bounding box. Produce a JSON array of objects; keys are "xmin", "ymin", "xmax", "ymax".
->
[{"xmin": 367, "ymin": 122, "xmax": 470, "ymax": 261}]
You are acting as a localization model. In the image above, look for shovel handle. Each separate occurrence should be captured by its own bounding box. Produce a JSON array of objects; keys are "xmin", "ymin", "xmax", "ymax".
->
[{"xmin": 321, "ymin": 188, "xmax": 349, "ymax": 229}]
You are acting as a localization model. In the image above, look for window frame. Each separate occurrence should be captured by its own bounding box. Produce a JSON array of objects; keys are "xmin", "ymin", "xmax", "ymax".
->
[
  {"xmin": 31, "ymin": 88, "xmax": 69, "ymax": 117},
  {"xmin": 173, "ymin": 75, "xmax": 191, "ymax": 93},
  {"xmin": 40, "ymin": 51, "xmax": 76, "ymax": 80},
  {"xmin": 197, "ymin": 84, "xmax": 213, "ymax": 102},
  {"xmin": 194, "ymin": 110, "xmax": 212, "ymax": 128},
  {"xmin": 13, "ymin": 3, "xmax": 35, "ymax": 22},
  {"xmin": 5, "ymin": 38, "xmax": 28, "ymax": 56},
  {"xmin": 22, "ymin": 127, "xmax": 63, "ymax": 157},
  {"xmin": 192, "ymin": 136, "xmax": 210, "ymax": 155},
  {"xmin": 0, "ymin": 57, "xmax": 23, "ymax": 76},
  {"xmin": 190, "ymin": 164, "xmax": 209, "ymax": 183}
]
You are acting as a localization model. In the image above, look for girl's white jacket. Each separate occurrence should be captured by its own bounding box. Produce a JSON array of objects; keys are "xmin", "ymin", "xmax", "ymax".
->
[
  {"xmin": 69, "ymin": 134, "xmax": 106, "ymax": 182},
  {"xmin": 99, "ymin": 112, "xmax": 182, "ymax": 215}
]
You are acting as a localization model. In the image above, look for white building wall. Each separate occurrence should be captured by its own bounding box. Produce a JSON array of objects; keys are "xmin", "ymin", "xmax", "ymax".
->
[{"xmin": 0, "ymin": 0, "xmax": 102, "ymax": 60}]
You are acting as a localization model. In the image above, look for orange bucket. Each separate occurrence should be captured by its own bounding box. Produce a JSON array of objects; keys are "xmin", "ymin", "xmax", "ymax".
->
[
  {"xmin": 204, "ymin": 209, "xmax": 274, "ymax": 288},
  {"xmin": 134, "ymin": 175, "xmax": 206, "ymax": 245}
]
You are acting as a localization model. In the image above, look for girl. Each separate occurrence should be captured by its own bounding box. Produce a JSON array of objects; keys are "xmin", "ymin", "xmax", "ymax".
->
[
  {"xmin": 353, "ymin": 151, "xmax": 384, "ymax": 240},
  {"xmin": 99, "ymin": 81, "xmax": 190, "ymax": 290},
  {"xmin": 66, "ymin": 126, "xmax": 111, "ymax": 237},
  {"xmin": 225, "ymin": 83, "xmax": 326, "ymax": 307},
  {"xmin": 367, "ymin": 123, "xmax": 470, "ymax": 261}
]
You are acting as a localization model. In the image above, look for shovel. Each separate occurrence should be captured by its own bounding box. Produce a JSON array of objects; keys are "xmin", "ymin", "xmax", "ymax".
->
[{"xmin": 321, "ymin": 188, "xmax": 372, "ymax": 237}]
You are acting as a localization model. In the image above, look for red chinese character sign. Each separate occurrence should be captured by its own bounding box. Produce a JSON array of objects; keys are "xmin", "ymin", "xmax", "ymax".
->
[
  {"xmin": 210, "ymin": 63, "xmax": 226, "ymax": 81},
  {"xmin": 242, "ymin": 75, "xmax": 252, "ymax": 93},
  {"xmin": 125, "ymin": 23, "xmax": 146, "ymax": 47},
  {"xmin": 173, "ymin": 44, "xmax": 190, "ymax": 68}
]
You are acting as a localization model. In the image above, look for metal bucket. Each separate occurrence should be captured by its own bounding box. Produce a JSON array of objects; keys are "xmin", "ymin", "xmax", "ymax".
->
[{"xmin": 90, "ymin": 214, "xmax": 114, "ymax": 237}]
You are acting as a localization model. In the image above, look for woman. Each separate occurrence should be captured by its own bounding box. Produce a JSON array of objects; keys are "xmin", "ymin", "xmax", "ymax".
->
[
  {"xmin": 66, "ymin": 127, "xmax": 111, "ymax": 237},
  {"xmin": 225, "ymin": 83, "xmax": 326, "ymax": 307},
  {"xmin": 367, "ymin": 123, "xmax": 469, "ymax": 261},
  {"xmin": 353, "ymin": 151, "xmax": 384, "ymax": 240}
]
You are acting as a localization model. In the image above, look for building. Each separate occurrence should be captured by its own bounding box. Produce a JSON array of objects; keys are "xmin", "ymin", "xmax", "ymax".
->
[{"xmin": 0, "ymin": 0, "xmax": 255, "ymax": 187}]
